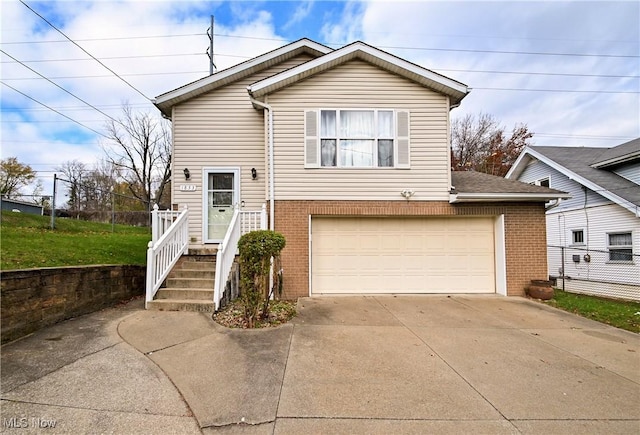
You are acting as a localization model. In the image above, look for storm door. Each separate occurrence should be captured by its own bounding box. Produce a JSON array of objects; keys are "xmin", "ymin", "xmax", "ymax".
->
[{"xmin": 204, "ymin": 169, "xmax": 239, "ymax": 242}]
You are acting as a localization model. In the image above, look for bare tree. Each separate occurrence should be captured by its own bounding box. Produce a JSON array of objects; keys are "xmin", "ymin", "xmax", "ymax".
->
[
  {"xmin": 56, "ymin": 159, "xmax": 88, "ymax": 215},
  {"xmin": 103, "ymin": 104, "xmax": 171, "ymax": 207},
  {"xmin": 451, "ymin": 113, "xmax": 533, "ymax": 177},
  {"xmin": 0, "ymin": 157, "xmax": 36, "ymax": 199}
]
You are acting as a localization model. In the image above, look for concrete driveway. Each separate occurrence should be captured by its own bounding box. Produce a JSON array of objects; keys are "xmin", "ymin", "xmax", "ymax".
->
[{"xmin": 2, "ymin": 295, "xmax": 639, "ymax": 434}]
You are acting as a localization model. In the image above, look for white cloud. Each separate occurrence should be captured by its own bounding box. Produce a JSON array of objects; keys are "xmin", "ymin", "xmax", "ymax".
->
[{"xmin": 283, "ymin": 0, "xmax": 314, "ymax": 30}]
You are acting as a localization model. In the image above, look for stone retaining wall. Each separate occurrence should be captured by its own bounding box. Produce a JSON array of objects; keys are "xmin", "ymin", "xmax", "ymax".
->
[{"xmin": 1, "ymin": 265, "xmax": 145, "ymax": 344}]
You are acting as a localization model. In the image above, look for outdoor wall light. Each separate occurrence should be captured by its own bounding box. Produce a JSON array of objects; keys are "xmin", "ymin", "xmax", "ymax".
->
[
  {"xmin": 183, "ymin": 168, "xmax": 190, "ymax": 180},
  {"xmin": 251, "ymin": 168, "xmax": 257, "ymax": 180},
  {"xmin": 400, "ymin": 189, "xmax": 415, "ymax": 200}
]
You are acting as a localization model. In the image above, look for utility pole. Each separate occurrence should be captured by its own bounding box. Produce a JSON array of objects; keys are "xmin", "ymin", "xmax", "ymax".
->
[{"xmin": 206, "ymin": 15, "xmax": 216, "ymax": 75}]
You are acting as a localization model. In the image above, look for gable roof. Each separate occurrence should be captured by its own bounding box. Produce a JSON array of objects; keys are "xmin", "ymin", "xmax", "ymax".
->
[
  {"xmin": 450, "ymin": 171, "xmax": 569, "ymax": 203},
  {"xmin": 154, "ymin": 39, "xmax": 469, "ymax": 117},
  {"xmin": 506, "ymin": 142, "xmax": 640, "ymax": 215},
  {"xmin": 154, "ymin": 38, "xmax": 332, "ymax": 117},
  {"xmin": 248, "ymin": 41, "xmax": 468, "ymax": 106}
]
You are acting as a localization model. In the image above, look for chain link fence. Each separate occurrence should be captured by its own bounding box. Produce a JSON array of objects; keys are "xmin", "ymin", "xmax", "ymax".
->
[
  {"xmin": 548, "ymin": 245, "xmax": 640, "ymax": 301},
  {"xmin": 51, "ymin": 176, "xmax": 151, "ymax": 230}
]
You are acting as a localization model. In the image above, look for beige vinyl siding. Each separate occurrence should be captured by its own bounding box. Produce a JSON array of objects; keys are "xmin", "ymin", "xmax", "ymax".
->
[
  {"xmin": 266, "ymin": 59, "xmax": 451, "ymax": 200},
  {"xmin": 172, "ymin": 54, "xmax": 315, "ymax": 245}
]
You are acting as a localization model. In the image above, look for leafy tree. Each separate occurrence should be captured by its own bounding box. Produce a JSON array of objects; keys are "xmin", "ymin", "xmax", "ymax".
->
[
  {"xmin": 103, "ymin": 103, "xmax": 171, "ymax": 208},
  {"xmin": 0, "ymin": 157, "xmax": 36, "ymax": 199},
  {"xmin": 451, "ymin": 113, "xmax": 533, "ymax": 177}
]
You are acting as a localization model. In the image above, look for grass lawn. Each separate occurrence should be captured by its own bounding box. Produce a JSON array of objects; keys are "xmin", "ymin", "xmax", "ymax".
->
[
  {"xmin": 1, "ymin": 211, "xmax": 150, "ymax": 270},
  {"xmin": 545, "ymin": 289, "xmax": 640, "ymax": 333}
]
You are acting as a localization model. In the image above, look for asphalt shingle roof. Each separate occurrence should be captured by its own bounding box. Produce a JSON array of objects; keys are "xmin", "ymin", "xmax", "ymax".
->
[
  {"xmin": 451, "ymin": 171, "xmax": 565, "ymax": 195},
  {"xmin": 591, "ymin": 138, "xmax": 640, "ymax": 166},
  {"xmin": 532, "ymin": 145, "xmax": 640, "ymax": 207}
]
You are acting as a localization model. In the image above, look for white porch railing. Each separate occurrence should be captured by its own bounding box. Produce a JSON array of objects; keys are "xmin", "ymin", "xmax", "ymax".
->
[
  {"xmin": 151, "ymin": 205, "xmax": 182, "ymax": 243},
  {"xmin": 146, "ymin": 205, "xmax": 189, "ymax": 308},
  {"xmin": 214, "ymin": 204, "xmax": 267, "ymax": 310}
]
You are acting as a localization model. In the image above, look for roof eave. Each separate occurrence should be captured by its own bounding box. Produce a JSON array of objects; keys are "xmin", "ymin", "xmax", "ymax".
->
[
  {"xmin": 154, "ymin": 39, "xmax": 333, "ymax": 118},
  {"xmin": 449, "ymin": 192, "xmax": 571, "ymax": 203},
  {"xmin": 509, "ymin": 147, "xmax": 640, "ymax": 215},
  {"xmin": 590, "ymin": 151, "xmax": 640, "ymax": 169}
]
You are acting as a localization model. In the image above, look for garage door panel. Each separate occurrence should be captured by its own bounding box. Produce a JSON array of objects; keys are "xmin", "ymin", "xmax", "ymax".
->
[{"xmin": 311, "ymin": 217, "xmax": 496, "ymax": 294}]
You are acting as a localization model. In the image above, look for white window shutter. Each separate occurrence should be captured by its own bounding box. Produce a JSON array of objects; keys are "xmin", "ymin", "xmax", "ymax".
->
[
  {"xmin": 396, "ymin": 110, "xmax": 410, "ymax": 168},
  {"xmin": 304, "ymin": 110, "xmax": 319, "ymax": 168}
]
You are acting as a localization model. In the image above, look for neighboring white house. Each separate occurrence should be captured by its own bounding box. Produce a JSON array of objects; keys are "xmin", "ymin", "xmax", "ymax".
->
[{"xmin": 506, "ymin": 138, "xmax": 640, "ymax": 301}]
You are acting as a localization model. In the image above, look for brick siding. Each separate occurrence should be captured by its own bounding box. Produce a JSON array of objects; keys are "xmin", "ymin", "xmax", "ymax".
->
[{"xmin": 273, "ymin": 200, "xmax": 548, "ymax": 299}]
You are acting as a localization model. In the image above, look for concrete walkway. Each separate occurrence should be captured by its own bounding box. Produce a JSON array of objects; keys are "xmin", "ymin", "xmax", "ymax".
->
[{"xmin": 2, "ymin": 295, "xmax": 639, "ymax": 434}]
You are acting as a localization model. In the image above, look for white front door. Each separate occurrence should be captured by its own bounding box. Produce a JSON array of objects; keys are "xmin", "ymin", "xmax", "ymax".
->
[{"xmin": 204, "ymin": 169, "xmax": 239, "ymax": 242}]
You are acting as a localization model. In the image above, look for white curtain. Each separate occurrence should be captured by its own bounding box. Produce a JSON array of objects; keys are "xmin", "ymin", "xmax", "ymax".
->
[
  {"xmin": 340, "ymin": 140, "xmax": 373, "ymax": 167},
  {"xmin": 378, "ymin": 139, "xmax": 393, "ymax": 167},
  {"xmin": 378, "ymin": 111, "xmax": 393, "ymax": 137},
  {"xmin": 341, "ymin": 110, "xmax": 374, "ymax": 137},
  {"xmin": 321, "ymin": 139, "xmax": 337, "ymax": 166},
  {"xmin": 340, "ymin": 111, "xmax": 374, "ymax": 166},
  {"xmin": 321, "ymin": 110, "xmax": 336, "ymax": 137}
]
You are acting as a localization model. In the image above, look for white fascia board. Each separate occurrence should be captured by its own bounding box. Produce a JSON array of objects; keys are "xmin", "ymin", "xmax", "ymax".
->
[
  {"xmin": 522, "ymin": 147, "xmax": 639, "ymax": 215},
  {"xmin": 591, "ymin": 151, "xmax": 640, "ymax": 168},
  {"xmin": 504, "ymin": 148, "xmax": 533, "ymax": 179},
  {"xmin": 449, "ymin": 192, "xmax": 571, "ymax": 203},
  {"xmin": 248, "ymin": 42, "xmax": 468, "ymax": 99},
  {"xmin": 154, "ymin": 39, "xmax": 332, "ymax": 111}
]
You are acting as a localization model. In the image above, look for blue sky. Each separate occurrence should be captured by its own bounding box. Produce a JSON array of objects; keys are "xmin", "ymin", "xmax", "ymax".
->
[{"xmin": 1, "ymin": 0, "xmax": 638, "ymax": 198}]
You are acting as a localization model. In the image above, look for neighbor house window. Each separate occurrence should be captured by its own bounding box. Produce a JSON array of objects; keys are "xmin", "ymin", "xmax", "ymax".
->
[
  {"xmin": 304, "ymin": 109, "xmax": 409, "ymax": 169},
  {"xmin": 608, "ymin": 232, "xmax": 633, "ymax": 262},
  {"xmin": 531, "ymin": 177, "xmax": 550, "ymax": 187},
  {"xmin": 572, "ymin": 229, "xmax": 584, "ymax": 245}
]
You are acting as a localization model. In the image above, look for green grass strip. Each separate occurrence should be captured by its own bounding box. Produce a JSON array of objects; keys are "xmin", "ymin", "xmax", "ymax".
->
[
  {"xmin": 546, "ymin": 289, "xmax": 640, "ymax": 333},
  {"xmin": 1, "ymin": 211, "xmax": 150, "ymax": 270}
]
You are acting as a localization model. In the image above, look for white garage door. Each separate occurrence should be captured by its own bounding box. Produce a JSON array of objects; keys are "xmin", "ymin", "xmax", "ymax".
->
[{"xmin": 311, "ymin": 217, "xmax": 496, "ymax": 294}]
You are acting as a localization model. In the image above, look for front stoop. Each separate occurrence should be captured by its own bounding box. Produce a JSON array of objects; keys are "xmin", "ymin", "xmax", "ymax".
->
[{"xmin": 147, "ymin": 254, "xmax": 216, "ymax": 312}]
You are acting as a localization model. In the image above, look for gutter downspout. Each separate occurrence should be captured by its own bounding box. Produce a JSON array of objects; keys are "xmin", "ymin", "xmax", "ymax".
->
[{"xmin": 249, "ymin": 96, "xmax": 275, "ymax": 231}]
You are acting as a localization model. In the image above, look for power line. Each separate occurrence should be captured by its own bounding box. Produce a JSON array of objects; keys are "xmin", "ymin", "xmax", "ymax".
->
[
  {"xmin": 19, "ymin": 0, "xmax": 152, "ymax": 101},
  {"xmin": 2, "ymin": 103, "xmax": 149, "ymax": 112},
  {"xmin": 0, "ymin": 81, "xmax": 108, "ymax": 138},
  {"xmin": 0, "ymin": 53, "xmax": 203, "ymax": 63},
  {"xmin": 436, "ymin": 69, "xmax": 639, "ymax": 79},
  {"xmin": 1, "ymin": 33, "xmax": 206, "ymax": 44},
  {"xmin": 2, "ymin": 70, "xmax": 209, "ymax": 81},
  {"xmin": 1, "ymin": 49, "xmax": 122, "ymax": 125},
  {"xmin": 471, "ymin": 87, "xmax": 638, "ymax": 94},
  {"xmin": 3, "ymin": 65, "xmax": 639, "ymax": 81},
  {"xmin": 211, "ymin": 33, "xmax": 639, "ymax": 59}
]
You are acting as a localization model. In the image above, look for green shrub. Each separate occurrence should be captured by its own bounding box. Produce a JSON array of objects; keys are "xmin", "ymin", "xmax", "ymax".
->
[{"xmin": 237, "ymin": 230, "xmax": 286, "ymax": 328}]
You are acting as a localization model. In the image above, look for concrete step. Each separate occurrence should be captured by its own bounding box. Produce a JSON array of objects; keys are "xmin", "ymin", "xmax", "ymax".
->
[
  {"xmin": 156, "ymin": 288, "xmax": 214, "ymax": 300},
  {"xmin": 168, "ymin": 269, "xmax": 215, "ymax": 279},
  {"xmin": 147, "ymin": 299, "xmax": 215, "ymax": 312},
  {"xmin": 165, "ymin": 277, "xmax": 214, "ymax": 288},
  {"xmin": 176, "ymin": 260, "xmax": 216, "ymax": 270}
]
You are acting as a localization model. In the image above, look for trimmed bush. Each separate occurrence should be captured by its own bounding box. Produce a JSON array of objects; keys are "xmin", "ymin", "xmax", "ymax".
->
[{"xmin": 237, "ymin": 230, "xmax": 286, "ymax": 328}]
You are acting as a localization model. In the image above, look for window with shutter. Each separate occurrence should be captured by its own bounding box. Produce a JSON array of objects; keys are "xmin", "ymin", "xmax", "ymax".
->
[{"xmin": 309, "ymin": 109, "xmax": 410, "ymax": 168}]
